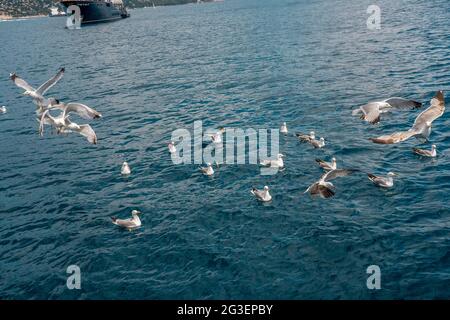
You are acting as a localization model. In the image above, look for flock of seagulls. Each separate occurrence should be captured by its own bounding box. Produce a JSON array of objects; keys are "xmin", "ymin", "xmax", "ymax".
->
[
  {"xmin": 8, "ymin": 68, "xmax": 102, "ymax": 144},
  {"xmin": 3, "ymin": 68, "xmax": 446, "ymax": 226}
]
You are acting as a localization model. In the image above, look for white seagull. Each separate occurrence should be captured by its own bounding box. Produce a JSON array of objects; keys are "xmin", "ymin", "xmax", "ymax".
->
[
  {"xmin": 0, "ymin": 106, "xmax": 6, "ymax": 114},
  {"xmin": 316, "ymin": 157, "xmax": 337, "ymax": 171},
  {"xmin": 121, "ymin": 161, "xmax": 131, "ymax": 175},
  {"xmin": 208, "ymin": 127, "xmax": 225, "ymax": 144},
  {"xmin": 111, "ymin": 210, "xmax": 142, "ymax": 230},
  {"xmin": 370, "ymin": 91, "xmax": 445, "ymax": 144},
  {"xmin": 260, "ymin": 153, "xmax": 284, "ymax": 168},
  {"xmin": 39, "ymin": 109, "xmax": 98, "ymax": 144},
  {"xmin": 10, "ymin": 68, "xmax": 65, "ymax": 113},
  {"xmin": 280, "ymin": 122, "xmax": 288, "ymax": 134},
  {"xmin": 296, "ymin": 131, "xmax": 325, "ymax": 148},
  {"xmin": 200, "ymin": 163, "xmax": 214, "ymax": 176},
  {"xmin": 305, "ymin": 169, "xmax": 357, "ymax": 199},
  {"xmin": 412, "ymin": 144, "xmax": 437, "ymax": 158},
  {"xmin": 168, "ymin": 141, "xmax": 177, "ymax": 153},
  {"xmin": 368, "ymin": 172, "xmax": 397, "ymax": 188},
  {"xmin": 353, "ymin": 97, "xmax": 422, "ymax": 124},
  {"xmin": 251, "ymin": 186, "xmax": 272, "ymax": 202}
]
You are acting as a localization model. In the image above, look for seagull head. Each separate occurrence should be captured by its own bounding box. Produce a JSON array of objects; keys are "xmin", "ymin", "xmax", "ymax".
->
[
  {"xmin": 131, "ymin": 210, "xmax": 142, "ymax": 216},
  {"xmin": 207, "ymin": 162, "xmax": 212, "ymax": 167},
  {"xmin": 310, "ymin": 131, "xmax": 315, "ymax": 138},
  {"xmin": 122, "ymin": 161, "xmax": 129, "ymax": 167},
  {"xmin": 282, "ymin": 122, "xmax": 286, "ymax": 126},
  {"xmin": 387, "ymin": 172, "xmax": 397, "ymax": 177},
  {"xmin": 278, "ymin": 153, "xmax": 284, "ymax": 158},
  {"xmin": 432, "ymin": 144, "xmax": 437, "ymax": 150},
  {"xmin": 320, "ymin": 137, "xmax": 325, "ymax": 142},
  {"xmin": 332, "ymin": 157, "xmax": 336, "ymax": 162},
  {"xmin": 264, "ymin": 186, "xmax": 269, "ymax": 191}
]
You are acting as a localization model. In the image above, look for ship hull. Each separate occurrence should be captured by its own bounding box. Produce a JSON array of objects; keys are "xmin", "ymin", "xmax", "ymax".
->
[{"xmin": 61, "ymin": 1, "xmax": 129, "ymax": 24}]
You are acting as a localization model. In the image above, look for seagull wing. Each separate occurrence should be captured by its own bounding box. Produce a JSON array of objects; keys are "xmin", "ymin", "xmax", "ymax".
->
[
  {"xmin": 412, "ymin": 147, "xmax": 432, "ymax": 157},
  {"xmin": 411, "ymin": 91, "xmax": 445, "ymax": 132},
  {"xmin": 384, "ymin": 97, "xmax": 422, "ymax": 109},
  {"xmin": 63, "ymin": 102, "xmax": 102, "ymax": 120},
  {"xmin": 114, "ymin": 218, "xmax": 137, "ymax": 228},
  {"xmin": 323, "ymin": 169, "xmax": 357, "ymax": 181},
  {"xmin": 360, "ymin": 102, "xmax": 381, "ymax": 124},
  {"xmin": 369, "ymin": 129, "xmax": 417, "ymax": 144},
  {"xmin": 295, "ymin": 133, "xmax": 312, "ymax": 142},
  {"xmin": 10, "ymin": 73, "xmax": 36, "ymax": 92},
  {"xmin": 36, "ymin": 67, "xmax": 65, "ymax": 95},
  {"xmin": 76, "ymin": 124, "xmax": 98, "ymax": 144}
]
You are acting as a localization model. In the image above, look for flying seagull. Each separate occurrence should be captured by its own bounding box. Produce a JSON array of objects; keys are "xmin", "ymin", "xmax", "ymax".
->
[
  {"xmin": 52, "ymin": 102, "xmax": 102, "ymax": 120},
  {"xmin": 370, "ymin": 91, "xmax": 445, "ymax": 144},
  {"xmin": 111, "ymin": 210, "xmax": 142, "ymax": 230},
  {"xmin": 251, "ymin": 186, "xmax": 272, "ymax": 202},
  {"xmin": 305, "ymin": 169, "xmax": 357, "ymax": 199},
  {"xmin": 368, "ymin": 172, "xmax": 397, "ymax": 188},
  {"xmin": 39, "ymin": 110, "xmax": 97, "ymax": 144},
  {"xmin": 353, "ymin": 97, "xmax": 422, "ymax": 124},
  {"xmin": 316, "ymin": 157, "xmax": 337, "ymax": 171},
  {"xmin": 412, "ymin": 144, "xmax": 437, "ymax": 158},
  {"xmin": 10, "ymin": 68, "xmax": 65, "ymax": 113}
]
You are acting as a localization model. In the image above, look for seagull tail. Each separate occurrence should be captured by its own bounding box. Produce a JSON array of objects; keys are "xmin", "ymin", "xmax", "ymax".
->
[{"xmin": 111, "ymin": 216, "xmax": 118, "ymax": 224}]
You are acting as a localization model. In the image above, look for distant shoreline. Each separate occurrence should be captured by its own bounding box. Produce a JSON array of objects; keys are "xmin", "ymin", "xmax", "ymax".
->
[{"xmin": 0, "ymin": 14, "xmax": 47, "ymax": 21}]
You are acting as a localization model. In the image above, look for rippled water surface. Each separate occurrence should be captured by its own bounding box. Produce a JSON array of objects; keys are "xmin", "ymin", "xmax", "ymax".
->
[{"xmin": 0, "ymin": 0, "xmax": 449, "ymax": 299}]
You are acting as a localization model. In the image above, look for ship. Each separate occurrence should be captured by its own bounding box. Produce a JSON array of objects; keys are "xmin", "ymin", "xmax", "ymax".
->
[{"xmin": 60, "ymin": 0, "xmax": 129, "ymax": 24}]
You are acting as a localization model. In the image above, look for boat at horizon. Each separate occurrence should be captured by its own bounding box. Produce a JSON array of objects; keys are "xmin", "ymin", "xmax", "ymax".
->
[{"xmin": 60, "ymin": 0, "xmax": 129, "ymax": 24}]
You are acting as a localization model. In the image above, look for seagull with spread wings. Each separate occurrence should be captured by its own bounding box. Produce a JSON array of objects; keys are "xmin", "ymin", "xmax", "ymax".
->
[
  {"xmin": 10, "ymin": 68, "xmax": 65, "ymax": 113},
  {"xmin": 353, "ymin": 97, "xmax": 422, "ymax": 124},
  {"xmin": 305, "ymin": 169, "xmax": 358, "ymax": 199},
  {"xmin": 370, "ymin": 91, "xmax": 445, "ymax": 144}
]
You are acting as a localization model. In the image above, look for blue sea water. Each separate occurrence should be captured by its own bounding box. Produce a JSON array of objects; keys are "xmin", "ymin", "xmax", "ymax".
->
[{"xmin": 0, "ymin": 0, "xmax": 449, "ymax": 299}]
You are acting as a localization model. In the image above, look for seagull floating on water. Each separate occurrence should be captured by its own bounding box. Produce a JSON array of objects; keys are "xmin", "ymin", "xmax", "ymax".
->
[
  {"xmin": 200, "ymin": 163, "xmax": 214, "ymax": 176},
  {"xmin": 121, "ymin": 161, "xmax": 131, "ymax": 175},
  {"xmin": 353, "ymin": 97, "xmax": 422, "ymax": 124},
  {"xmin": 370, "ymin": 91, "xmax": 445, "ymax": 144},
  {"xmin": 305, "ymin": 169, "xmax": 357, "ymax": 199},
  {"xmin": 251, "ymin": 186, "xmax": 272, "ymax": 202},
  {"xmin": 0, "ymin": 106, "xmax": 6, "ymax": 114},
  {"xmin": 208, "ymin": 127, "xmax": 225, "ymax": 144},
  {"xmin": 280, "ymin": 122, "xmax": 288, "ymax": 134},
  {"xmin": 412, "ymin": 144, "xmax": 437, "ymax": 158},
  {"xmin": 168, "ymin": 141, "xmax": 176, "ymax": 153},
  {"xmin": 10, "ymin": 68, "xmax": 65, "ymax": 114},
  {"xmin": 316, "ymin": 157, "xmax": 337, "ymax": 171},
  {"xmin": 368, "ymin": 172, "xmax": 397, "ymax": 188},
  {"xmin": 111, "ymin": 210, "xmax": 142, "ymax": 230},
  {"xmin": 260, "ymin": 153, "xmax": 284, "ymax": 168},
  {"xmin": 296, "ymin": 131, "xmax": 325, "ymax": 148}
]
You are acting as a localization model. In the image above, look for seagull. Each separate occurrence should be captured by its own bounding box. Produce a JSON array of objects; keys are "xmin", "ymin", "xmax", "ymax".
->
[
  {"xmin": 305, "ymin": 169, "xmax": 357, "ymax": 199},
  {"xmin": 296, "ymin": 131, "xmax": 325, "ymax": 148},
  {"xmin": 370, "ymin": 91, "xmax": 445, "ymax": 144},
  {"xmin": 412, "ymin": 144, "xmax": 437, "ymax": 158},
  {"xmin": 39, "ymin": 109, "xmax": 98, "ymax": 144},
  {"xmin": 208, "ymin": 127, "xmax": 225, "ymax": 144},
  {"xmin": 10, "ymin": 68, "xmax": 65, "ymax": 113},
  {"xmin": 168, "ymin": 141, "xmax": 176, "ymax": 154},
  {"xmin": 0, "ymin": 106, "xmax": 6, "ymax": 114},
  {"xmin": 296, "ymin": 131, "xmax": 315, "ymax": 141},
  {"xmin": 353, "ymin": 97, "xmax": 422, "ymax": 124},
  {"xmin": 111, "ymin": 210, "xmax": 142, "ymax": 230},
  {"xmin": 280, "ymin": 122, "xmax": 288, "ymax": 134},
  {"xmin": 121, "ymin": 161, "xmax": 131, "ymax": 175},
  {"xmin": 200, "ymin": 163, "xmax": 214, "ymax": 176},
  {"xmin": 260, "ymin": 153, "xmax": 284, "ymax": 168},
  {"xmin": 251, "ymin": 186, "xmax": 272, "ymax": 202},
  {"xmin": 368, "ymin": 172, "xmax": 397, "ymax": 188},
  {"xmin": 51, "ymin": 102, "xmax": 102, "ymax": 120},
  {"xmin": 316, "ymin": 157, "xmax": 337, "ymax": 171}
]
